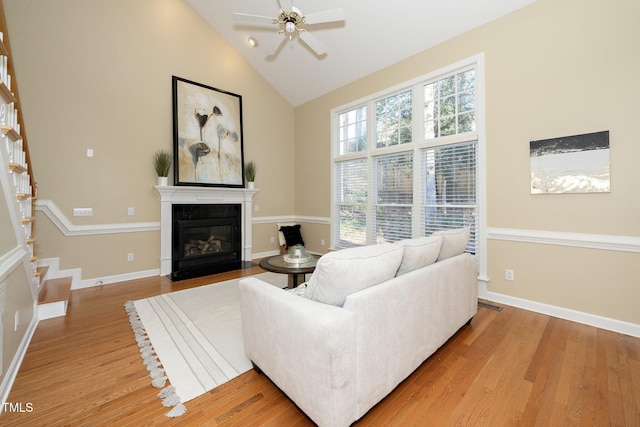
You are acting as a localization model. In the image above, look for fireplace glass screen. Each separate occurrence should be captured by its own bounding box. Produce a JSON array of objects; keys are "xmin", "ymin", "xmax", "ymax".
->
[
  {"xmin": 182, "ymin": 223, "xmax": 233, "ymax": 258},
  {"xmin": 172, "ymin": 204, "xmax": 241, "ymax": 280}
]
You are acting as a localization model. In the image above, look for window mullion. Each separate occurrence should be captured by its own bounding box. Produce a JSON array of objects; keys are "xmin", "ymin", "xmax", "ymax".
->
[
  {"xmin": 366, "ymin": 102, "xmax": 376, "ymax": 245},
  {"xmin": 412, "ymin": 84, "xmax": 423, "ymax": 238}
]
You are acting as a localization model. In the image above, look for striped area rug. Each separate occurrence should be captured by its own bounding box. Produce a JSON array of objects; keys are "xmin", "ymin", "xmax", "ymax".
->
[{"xmin": 125, "ymin": 272, "xmax": 287, "ymax": 417}]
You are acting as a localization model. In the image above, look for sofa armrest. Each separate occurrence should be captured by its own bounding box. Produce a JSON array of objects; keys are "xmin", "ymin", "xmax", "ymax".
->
[{"xmin": 239, "ymin": 277, "xmax": 357, "ymax": 427}]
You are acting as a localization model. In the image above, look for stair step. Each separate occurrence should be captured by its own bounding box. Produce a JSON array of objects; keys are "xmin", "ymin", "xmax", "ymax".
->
[
  {"xmin": 35, "ymin": 265, "xmax": 49, "ymax": 283},
  {"xmin": 38, "ymin": 277, "xmax": 72, "ymax": 320},
  {"xmin": 39, "ymin": 277, "xmax": 72, "ymax": 304}
]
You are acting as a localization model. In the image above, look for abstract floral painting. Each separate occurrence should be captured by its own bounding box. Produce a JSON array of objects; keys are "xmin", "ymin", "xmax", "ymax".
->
[{"xmin": 173, "ymin": 76, "xmax": 244, "ymax": 187}]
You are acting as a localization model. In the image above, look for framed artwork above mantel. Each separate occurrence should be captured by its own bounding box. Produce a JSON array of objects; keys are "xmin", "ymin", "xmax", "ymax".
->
[{"xmin": 172, "ymin": 76, "xmax": 245, "ymax": 188}]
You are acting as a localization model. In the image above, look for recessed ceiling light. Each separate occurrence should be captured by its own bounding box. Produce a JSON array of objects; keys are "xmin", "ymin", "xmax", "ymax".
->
[{"xmin": 248, "ymin": 37, "xmax": 258, "ymax": 47}]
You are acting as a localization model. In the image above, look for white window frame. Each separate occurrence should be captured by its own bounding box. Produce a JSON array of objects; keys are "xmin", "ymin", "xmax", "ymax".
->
[{"xmin": 330, "ymin": 54, "xmax": 486, "ymax": 279}]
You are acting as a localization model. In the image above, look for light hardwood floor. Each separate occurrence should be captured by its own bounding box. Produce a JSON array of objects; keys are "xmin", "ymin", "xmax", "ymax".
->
[{"xmin": 2, "ymin": 265, "xmax": 640, "ymax": 426}]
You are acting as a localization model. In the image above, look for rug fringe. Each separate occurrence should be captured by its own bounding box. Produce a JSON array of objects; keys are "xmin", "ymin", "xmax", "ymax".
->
[
  {"xmin": 166, "ymin": 403, "xmax": 187, "ymax": 418},
  {"xmin": 125, "ymin": 300, "xmax": 186, "ymax": 417}
]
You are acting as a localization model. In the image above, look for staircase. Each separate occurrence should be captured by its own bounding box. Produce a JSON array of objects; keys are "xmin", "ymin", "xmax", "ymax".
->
[{"xmin": 0, "ymin": 2, "xmax": 71, "ymax": 319}]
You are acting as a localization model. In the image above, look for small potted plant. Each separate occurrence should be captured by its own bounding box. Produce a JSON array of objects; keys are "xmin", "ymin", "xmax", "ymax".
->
[
  {"xmin": 245, "ymin": 160, "xmax": 257, "ymax": 189},
  {"xmin": 153, "ymin": 150, "xmax": 172, "ymax": 186}
]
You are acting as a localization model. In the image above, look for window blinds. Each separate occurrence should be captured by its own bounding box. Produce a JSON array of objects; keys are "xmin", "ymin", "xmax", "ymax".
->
[{"xmin": 420, "ymin": 141, "xmax": 477, "ymax": 253}]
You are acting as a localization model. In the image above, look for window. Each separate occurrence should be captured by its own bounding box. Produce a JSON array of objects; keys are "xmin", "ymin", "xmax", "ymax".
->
[
  {"xmin": 332, "ymin": 56, "xmax": 483, "ymax": 258},
  {"xmin": 421, "ymin": 141, "xmax": 477, "ymax": 253},
  {"xmin": 376, "ymin": 90, "xmax": 412, "ymax": 148},
  {"xmin": 374, "ymin": 151, "xmax": 413, "ymax": 243},
  {"xmin": 338, "ymin": 106, "xmax": 367, "ymax": 155},
  {"xmin": 424, "ymin": 69, "xmax": 476, "ymax": 139},
  {"xmin": 334, "ymin": 157, "xmax": 368, "ymax": 248}
]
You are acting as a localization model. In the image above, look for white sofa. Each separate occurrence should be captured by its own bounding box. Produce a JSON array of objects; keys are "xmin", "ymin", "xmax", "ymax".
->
[{"xmin": 239, "ymin": 229, "xmax": 478, "ymax": 427}]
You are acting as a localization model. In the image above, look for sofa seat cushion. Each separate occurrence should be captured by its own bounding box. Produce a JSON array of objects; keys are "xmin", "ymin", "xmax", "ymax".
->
[
  {"xmin": 304, "ymin": 243, "xmax": 404, "ymax": 306},
  {"xmin": 433, "ymin": 227, "xmax": 470, "ymax": 261},
  {"xmin": 396, "ymin": 235, "xmax": 443, "ymax": 276}
]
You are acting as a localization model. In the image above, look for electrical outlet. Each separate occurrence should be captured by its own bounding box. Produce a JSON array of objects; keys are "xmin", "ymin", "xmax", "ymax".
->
[
  {"xmin": 321, "ymin": 239, "xmax": 325, "ymax": 246},
  {"xmin": 73, "ymin": 208, "xmax": 93, "ymax": 217},
  {"xmin": 270, "ymin": 236, "xmax": 275, "ymax": 243},
  {"xmin": 505, "ymin": 269, "xmax": 515, "ymax": 281},
  {"xmin": 127, "ymin": 253, "xmax": 134, "ymax": 262},
  {"xmin": 128, "ymin": 207, "xmax": 135, "ymax": 216}
]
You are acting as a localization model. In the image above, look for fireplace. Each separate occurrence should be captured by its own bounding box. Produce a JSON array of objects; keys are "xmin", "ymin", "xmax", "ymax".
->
[
  {"xmin": 171, "ymin": 204, "xmax": 242, "ymax": 280},
  {"xmin": 155, "ymin": 186, "xmax": 258, "ymax": 281}
]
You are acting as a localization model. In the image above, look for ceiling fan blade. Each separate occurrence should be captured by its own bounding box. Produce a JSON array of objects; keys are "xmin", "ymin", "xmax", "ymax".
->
[
  {"xmin": 278, "ymin": 0, "xmax": 293, "ymax": 13},
  {"xmin": 304, "ymin": 8, "xmax": 345, "ymax": 25},
  {"xmin": 267, "ymin": 35, "xmax": 289, "ymax": 61},
  {"xmin": 232, "ymin": 12, "xmax": 275, "ymax": 25},
  {"xmin": 298, "ymin": 31, "xmax": 327, "ymax": 56}
]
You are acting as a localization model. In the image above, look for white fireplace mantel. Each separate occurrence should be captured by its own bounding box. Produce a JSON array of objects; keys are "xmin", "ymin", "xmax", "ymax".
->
[{"xmin": 155, "ymin": 185, "xmax": 259, "ymax": 276}]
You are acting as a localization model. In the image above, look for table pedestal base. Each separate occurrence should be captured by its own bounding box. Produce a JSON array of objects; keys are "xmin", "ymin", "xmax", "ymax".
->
[{"xmin": 288, "ymin": 274, "xmax": 307, "ymax": 289}]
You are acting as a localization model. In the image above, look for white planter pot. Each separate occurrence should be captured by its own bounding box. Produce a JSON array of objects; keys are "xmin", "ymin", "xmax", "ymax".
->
[
  {"xmin": 157, "ymin": 176, "xmax": 168, "ymax": 186},
  {"xmin": 247, "ymin": 181, "xmax": 255, "ymax": 189}
]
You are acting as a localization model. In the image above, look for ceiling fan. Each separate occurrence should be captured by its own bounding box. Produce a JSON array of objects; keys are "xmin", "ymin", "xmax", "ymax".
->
[{"xmin": 232, "ymin": 0, "xmax": 345, "ymax": 56}]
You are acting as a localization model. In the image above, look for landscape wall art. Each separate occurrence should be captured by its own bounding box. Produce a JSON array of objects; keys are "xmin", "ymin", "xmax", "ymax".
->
[{"xmin": 530, "ymin": 131, "xmax": 610, "ymax": 194}]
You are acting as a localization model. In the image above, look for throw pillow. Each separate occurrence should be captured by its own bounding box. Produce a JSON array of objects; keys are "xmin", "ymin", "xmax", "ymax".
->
[
  {"xmin": 396, "ymin": 235, "xmax": 443, "ymax": 276},
  {"xmin": 279, "ymin": 224, "xmax": 305, "ymax": 249},
  {"xmin": 304, "ymin": 243, "xmax": 404, "ymax": 307},
  {"xmin": 432, "ymin": 227, "xmax": 470, "ymax": 261},
  {"xmin": 276, "ymin": 222, "xmax": 297, "ymax": 246}
]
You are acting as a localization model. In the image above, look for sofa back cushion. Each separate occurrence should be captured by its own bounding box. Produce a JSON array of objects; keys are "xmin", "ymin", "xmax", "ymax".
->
[
  {"xmin": 304, "ymin": 243, "xmax": 404, "ymax": 306},
  {"xmin": 396, "ymin": 235, "xmax": 443, "ymax": 276},
  {"xmin": 432, "ymin": 227, "xmax": 470, "ymax": 261}
]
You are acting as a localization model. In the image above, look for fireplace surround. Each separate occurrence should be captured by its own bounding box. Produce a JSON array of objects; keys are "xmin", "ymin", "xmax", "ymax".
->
[{"xmin": 155, "ymin": 186, "xmax": 258, "ymax": 280}]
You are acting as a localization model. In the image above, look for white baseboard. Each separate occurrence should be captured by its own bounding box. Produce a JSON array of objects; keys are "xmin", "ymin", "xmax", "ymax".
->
[
  {"xmin": 251, "ymin": 250, "xmax": 281, "ymax": 259},
  {"xmin": 477, "ymin": 280, "xmax": 640, "ymax": 338},
  {"xmin": 0, "ymin": 306, "xmax": 38, "ymax": 408},
  {"xmin": 75, "ymin": 269, "xmax": 160, "ymax": 290},
  {"xmin": 36, "ymin": 258, "xmax": 159, "ymax": 290}
]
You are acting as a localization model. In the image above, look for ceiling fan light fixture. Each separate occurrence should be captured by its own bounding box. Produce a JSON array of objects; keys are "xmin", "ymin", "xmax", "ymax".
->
[
  {"xmin": 247, "ymin": 36, "xmax": 258, "ymax": 47},
  {"xmin": 285, "ymin": 21, "xmax": 296, "ymax": 33}
]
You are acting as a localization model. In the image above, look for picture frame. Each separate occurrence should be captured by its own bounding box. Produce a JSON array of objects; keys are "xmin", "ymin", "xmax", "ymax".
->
[
  {"xmin": 529, "ymin": 130, "xmax": 610, "ymax": 194},
  {"xmin": 172, "ymin": 76, "xmax": 245, "ymax": 187}
]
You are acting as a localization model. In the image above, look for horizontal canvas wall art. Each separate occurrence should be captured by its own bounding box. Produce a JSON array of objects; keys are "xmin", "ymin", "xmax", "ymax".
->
[{"xmin": 530, "ymin": 131, "xmax": 610, "ymax": 194}]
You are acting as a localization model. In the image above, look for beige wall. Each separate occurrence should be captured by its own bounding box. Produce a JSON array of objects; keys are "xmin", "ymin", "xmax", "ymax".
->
[
  {"xmin": 295, "ymin": 0, "xmax": 640, "ymax": 325},
  {"xmin": 4, "ymin": 0, "xmax": 295, "ymax": 278},
  {"xmin": 3, "ymin": 0, "xmax": 639, "ymax": 327},
  {"xmin": 0, "ymin": 264, "xmax": 34, "ymax": 384}
]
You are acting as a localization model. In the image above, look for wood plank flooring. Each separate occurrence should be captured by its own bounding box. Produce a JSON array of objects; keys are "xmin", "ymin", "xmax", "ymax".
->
[{"xmin": 2, "ymin": 265, "xmax": 639, "ymax": 426}]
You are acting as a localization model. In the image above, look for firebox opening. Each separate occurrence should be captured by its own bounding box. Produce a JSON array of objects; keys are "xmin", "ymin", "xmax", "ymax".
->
[{"xmin": 171, "ymin": 204, "xmax": 243, "ymax": 281}]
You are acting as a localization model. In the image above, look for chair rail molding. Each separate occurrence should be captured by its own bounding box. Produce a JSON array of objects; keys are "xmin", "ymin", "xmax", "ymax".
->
[
  {"xmin": 36, "ymin": 199, "xmax": 332, "ymax": 238},
  {"xmin": 0, "ymin": 246, "xmax": 28, "ymax": 282},
  {"xmin": 35, "ymin": 199, "xmax": 160, "ymax": 236},
  {"xmin": 253, "ymin": 215, "xmax": 330, "ymax": 225},
  {"xmin": 487, "ymin": 227, "xmax": 640, "ymax": 253}
]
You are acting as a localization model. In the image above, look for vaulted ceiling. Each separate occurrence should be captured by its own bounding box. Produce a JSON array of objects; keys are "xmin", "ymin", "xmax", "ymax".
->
[{"xmin": 185, "ymin": 0, "xmax": 537, "ymax": 106}]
